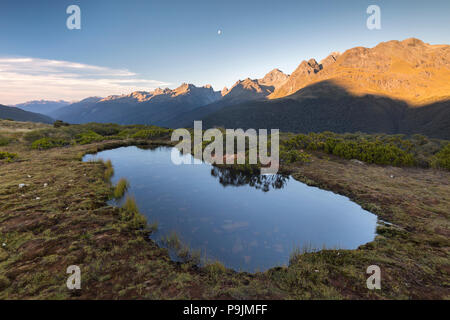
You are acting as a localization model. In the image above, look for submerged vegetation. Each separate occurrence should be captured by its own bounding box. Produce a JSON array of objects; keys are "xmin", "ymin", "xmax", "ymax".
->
[{"xmin": 162, "ymin": 231, "xmax": 202, "ymax": 266}]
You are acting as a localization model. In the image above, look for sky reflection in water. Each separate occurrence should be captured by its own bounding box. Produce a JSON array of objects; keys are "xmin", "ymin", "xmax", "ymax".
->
[{"xmin": 83, "ymin": 146, "xmax": 377, "ymax": 272}]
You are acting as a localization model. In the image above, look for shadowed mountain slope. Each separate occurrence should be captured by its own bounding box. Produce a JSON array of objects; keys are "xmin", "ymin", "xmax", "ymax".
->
[
  {"xmin": 200, "ymin": 81, "xmax": 450, "ymax": 139},
  {"xmin": 0, "ymin": 104, "xmax": 54, "ymax": 124},
  {"xmin": 46, "ymin": 38, "xmax": 449, "ymax": 138},
  {"xmin": 13, "ymin": 100, "xmax": 71, "ymax": 116},
  {"xmin": 51, "ymin": 84, "xmax": 221, "ymax": 125}
]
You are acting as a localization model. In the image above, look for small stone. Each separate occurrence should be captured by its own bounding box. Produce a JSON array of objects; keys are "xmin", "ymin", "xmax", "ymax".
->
[
  {"xmin": 314, "ymin": 269, "xmax": 319, "ymax": 272},
  {"xmin": 390, "ymin": 175, "xmax": 395, "ymax": 178},
  {"xmin": 35, "ymin": 197, "xmax": 40, "ymax": 200},
  {"xmin": 19, "ymin": 183, "xmax": 25, "ymax": 188},
  {"xmin": 2, "ymin": 243, "xmax": 5, "ymax": 247},
  {"xmin": 27, "ymin": 175, "xmax": 32, "ymax": 178},
  {"xmin": 350, "ymin": 159, "xmax": 365, "ymax": 165},
  {"xmin": 44, "ymin": 183, "xmax": 48, "ymax": 187}
]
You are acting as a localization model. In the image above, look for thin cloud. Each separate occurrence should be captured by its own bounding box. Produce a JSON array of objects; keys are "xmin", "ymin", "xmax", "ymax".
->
[{"xmin": 0, "ymin": 57, "xmax": 171, "ymax": 104}]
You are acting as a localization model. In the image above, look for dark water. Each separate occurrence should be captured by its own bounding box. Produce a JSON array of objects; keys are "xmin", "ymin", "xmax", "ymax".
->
[{"xmin": 83, "ymin": 146, "xmax": 377, "ymax": 272}]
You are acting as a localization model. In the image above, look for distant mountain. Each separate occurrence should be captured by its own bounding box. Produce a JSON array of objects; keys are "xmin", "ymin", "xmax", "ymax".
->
[
  {"xmin": 0, "ymin": 104, "xmax": 54, "ymax": 124},
  {"xmin": 13, "ymin": 100, "xmax": 71, "ymax": 116},
  {"xmin": 50, "ymin": 97, "xmax": 103, "ymax": 120},
  {"xmin": 163, "ymin": 69, "xmax": 289, "ymax": 127},
  {"xmin": 36, "ymin": 38, "xmax": 450, "ymax": 139},
  {"xmin": 198, "ymin": 38, "xmax": 450, "ymax": 139},
  {"xmin": 52, "ymin": 84, "xmax": 221, "ymax": 125},
  {"xmin": 270, "ymin": 38, "xmax": 450, "ymax": 105},
  {"xmin": 220, "ymin": 69, "xmax": 288, "ymax": 103},
  {"xmin": 201, "ymin": 80, "xmax": 450, "ymax": 139}
]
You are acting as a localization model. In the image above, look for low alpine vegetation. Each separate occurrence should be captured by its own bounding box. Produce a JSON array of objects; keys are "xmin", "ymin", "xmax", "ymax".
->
[
  {"xmin": 104, "ymin": 159, "xmax": 114, "ymax": 180},
  {"xmin": 120, "ymin": 196, "xmax": 147, "ymax": 229},
  {"xmin": 0, "ymin": 151, "xmax": 18, "ymax": 162},
  {"xmin": 113, "ymin": 178, "xmax": 129, "ymax": 199}
]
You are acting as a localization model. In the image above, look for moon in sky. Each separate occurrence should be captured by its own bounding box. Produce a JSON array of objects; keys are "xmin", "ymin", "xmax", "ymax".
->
[{"xmin": 217, "ymin": 29, "xmax": 222, "ymax": 35}]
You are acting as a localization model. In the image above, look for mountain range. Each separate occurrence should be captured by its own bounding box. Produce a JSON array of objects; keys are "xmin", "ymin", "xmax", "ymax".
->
[
  {"xmin": 12, "ymin": 100, "xmax": 71, "ymax": 115},
  {"xmin": 2, "ymin": 38, "xmax": 449, "ymax": 139},
  {"xmin": 0, "ymin": 104, "xmax": 53, "ymax": 124}
]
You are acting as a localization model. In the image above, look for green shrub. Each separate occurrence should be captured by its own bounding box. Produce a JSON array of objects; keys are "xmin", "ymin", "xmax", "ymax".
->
[
  {"xmin": 24, "ymin": 129, "xmax": 54, "ymax": 143},
  {"xmin": 280, "ymin": 149, "xmax": 312, "ymax": 164},
  {"xmin": 131, "ymin": 128, "xmax": 172, "ymax": 139},
  {"xmin": 281, "ymin": 133, "xmax": 417, "ymax": 167},
  {"xmin": 83, "ymin": 123, "xmax": 121, "ymax": 136},
  {"xmin": 75, "ymin": 131, "xmax": 104, "ymax": 145},
  {"xmin": 431, "ymin": 144, "xmax": 450, "ymax": 171},
  {"xmin": 31, "ymin": 138, "xmax": 53, "ymax": 150},
  {"xmin": 31, "ymin": 137, "xmax": 69, "ymax": 150},
  {"xmin": 0, "ymin": 151, "xmax": 18, "ymax": 162},
  {"xmin": 117, "ymin": 129, "xmax": 136, "ymax": 139}
]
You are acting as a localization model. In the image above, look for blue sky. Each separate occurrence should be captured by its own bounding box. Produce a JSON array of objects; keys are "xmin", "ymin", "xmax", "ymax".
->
[{"xmin": 0, "ymin": 0, "xmax": 449, "ymax": 104}]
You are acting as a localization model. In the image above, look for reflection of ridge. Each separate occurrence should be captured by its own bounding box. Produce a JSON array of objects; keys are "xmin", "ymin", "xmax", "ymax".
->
[{"xmin": 211, "ymin": 166, "xmax": 289, "ymax": 192}]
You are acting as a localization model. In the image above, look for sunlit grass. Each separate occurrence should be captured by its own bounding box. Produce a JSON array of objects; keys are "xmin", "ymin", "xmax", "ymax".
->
[
  {"xmin": 104, "ymin": 159, "xmax": 114, "ymax": 180},
  {"xmin": 113, "ymin": 178, "xmax": 129, "ymax": 199}
]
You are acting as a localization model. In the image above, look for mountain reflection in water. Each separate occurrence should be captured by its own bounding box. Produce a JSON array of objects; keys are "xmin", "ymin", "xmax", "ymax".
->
[{"xmin": 210, "ymin": 166, "xmax": 288, "ymax": 191}]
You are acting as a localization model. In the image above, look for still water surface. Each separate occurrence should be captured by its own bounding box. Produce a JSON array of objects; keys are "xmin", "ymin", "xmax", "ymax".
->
[{"xmin": 83, "ymin": 146, "xmax": 377, "ymax": 272}]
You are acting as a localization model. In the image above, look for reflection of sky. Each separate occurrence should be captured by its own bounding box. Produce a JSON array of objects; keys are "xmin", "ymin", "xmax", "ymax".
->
[{"xmin": 84, "ymin": 146, "xmax": 378, "ymax": 272}]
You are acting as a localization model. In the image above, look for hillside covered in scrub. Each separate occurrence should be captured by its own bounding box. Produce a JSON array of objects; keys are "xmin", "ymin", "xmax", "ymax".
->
[{"xmin": 8, "ymin": 120, "xmax": 449, "ymax": 171}]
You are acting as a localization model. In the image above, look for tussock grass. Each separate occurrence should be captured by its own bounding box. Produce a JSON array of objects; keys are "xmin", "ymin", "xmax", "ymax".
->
[
  {"xmin": 0, "ymin": 135, "xmax": 10, "ymax": 146},
  {"xmin": 120, "ymin": 196, "xmax": 147, "ymax": 229},
  {"xmin": 204, "ymin": 261, "xmax": 227, "ymax": 282},
  {"xmin": 289, "ymin": 243, "xmax": 320, "ymax": 265},
  {"xmin": 104, "ymin": 159, "xmax": 114, "ymax": 180},
  {"xmin": 114, "ymin": 178, "xmax": 129, "ymax": 199}
]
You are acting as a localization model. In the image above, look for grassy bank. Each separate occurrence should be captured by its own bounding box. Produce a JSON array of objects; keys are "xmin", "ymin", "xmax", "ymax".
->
[{"xmin": 0, "ymin": 120, "xmax": 448, "ymax": 299}]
